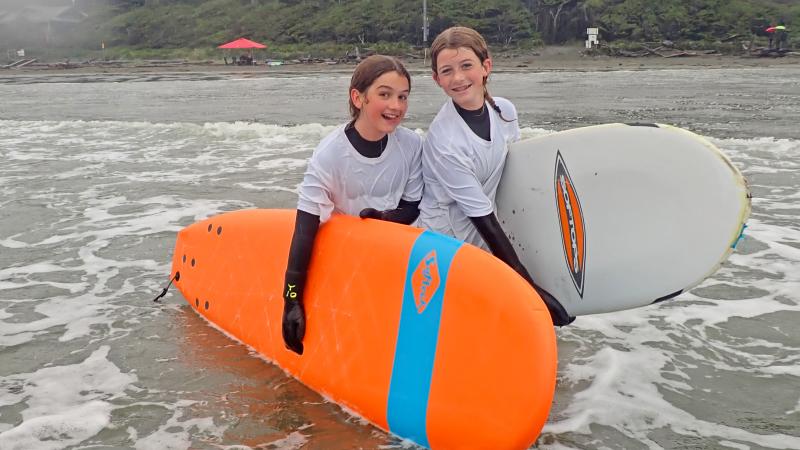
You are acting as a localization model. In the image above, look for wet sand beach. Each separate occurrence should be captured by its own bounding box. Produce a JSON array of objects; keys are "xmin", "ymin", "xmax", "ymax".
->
[{"xmin": 3, "ymin": 44, "xmax": 799, "ymax": 78}]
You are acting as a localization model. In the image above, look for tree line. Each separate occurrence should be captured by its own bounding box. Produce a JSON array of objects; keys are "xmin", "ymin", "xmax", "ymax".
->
[{"xmin": 3, "ymin": 0, "xmax": 797, "ymax": 53}]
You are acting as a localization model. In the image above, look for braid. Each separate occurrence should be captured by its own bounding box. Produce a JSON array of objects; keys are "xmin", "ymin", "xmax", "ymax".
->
[{"xmin": 484, "ymin": 83, "xmax": 515, "ymax": 123}]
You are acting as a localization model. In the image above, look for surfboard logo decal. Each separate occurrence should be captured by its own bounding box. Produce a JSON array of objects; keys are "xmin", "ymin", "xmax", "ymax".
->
[
  {"xmin": 411, "ymin": 250, "xmax": 440, "ymax": 314},
  {"xmin": 554, "ymin": 151, "xmax": 586, "ymax": 297}
]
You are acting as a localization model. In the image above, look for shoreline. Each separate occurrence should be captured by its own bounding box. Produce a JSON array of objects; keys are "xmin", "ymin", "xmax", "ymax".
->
[{"xmin": 3, "ymin": 46, "xmax": 799, "ymax": 77}]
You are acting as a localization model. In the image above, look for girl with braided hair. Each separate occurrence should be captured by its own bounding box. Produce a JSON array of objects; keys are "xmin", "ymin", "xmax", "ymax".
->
[{"xmin": 417, "ymin": 26, "xmax": 573, "ymax": 326}]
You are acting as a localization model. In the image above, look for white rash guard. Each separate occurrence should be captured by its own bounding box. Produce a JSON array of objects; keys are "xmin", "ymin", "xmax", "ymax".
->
[
  {"xmin": 297, "ymin": 124, "xmax": 424, "ymax": 222},
  {"xmin": 417, "ymin": 97, "xmax": 521, "ymax": 249}
]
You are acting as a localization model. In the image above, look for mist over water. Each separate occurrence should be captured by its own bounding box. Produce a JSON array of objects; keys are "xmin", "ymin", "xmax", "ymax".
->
[{"xmin": 1, "ymin": 67, "xmax": 799, "ymax": 449}]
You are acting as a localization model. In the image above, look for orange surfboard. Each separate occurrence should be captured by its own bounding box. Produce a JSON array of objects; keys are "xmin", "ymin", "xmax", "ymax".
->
[{"xmin": 170, "ymin": 209, "xmax": 557, "ymax": 449}]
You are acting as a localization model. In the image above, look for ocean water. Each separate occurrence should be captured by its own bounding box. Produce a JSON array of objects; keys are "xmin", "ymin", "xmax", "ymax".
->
[{"xmin": 1, "ymin": 66, "xmax": 799, "ymax": 449}]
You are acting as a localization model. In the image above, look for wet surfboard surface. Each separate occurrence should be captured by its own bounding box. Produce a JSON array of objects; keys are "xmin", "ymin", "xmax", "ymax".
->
[
  {"xmin": 497, "ymin": 123, "xmax": 751, "ymax": 316},
  {"xmin": 171, "ymin": 209, "xmax": 557, "ymax": 449}
]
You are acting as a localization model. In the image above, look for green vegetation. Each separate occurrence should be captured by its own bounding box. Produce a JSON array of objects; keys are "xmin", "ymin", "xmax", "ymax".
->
[{"xmin": 3, "ymin": 0, "xmax": 798, "ymax": 60}]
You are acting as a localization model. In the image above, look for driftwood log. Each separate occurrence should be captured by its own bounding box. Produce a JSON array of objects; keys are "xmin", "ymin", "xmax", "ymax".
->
[{"xmin": 617, "ymin": 45, "xmax": 698, "ymax": 58}]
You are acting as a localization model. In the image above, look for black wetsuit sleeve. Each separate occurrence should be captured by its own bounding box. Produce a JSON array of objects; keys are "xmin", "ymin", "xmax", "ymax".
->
[
  {"xmin": 469, "ymin": 213, "xmax": 529, "ymax": 279},
  {"xmin": 281, "ymin": 209, "xmax": 320, "ymax": 354},
  {"xmin": 284, "ymin": 209, "xmax": 321, "ymax": 296},
  {"xmin": 469, "ymin": 213, "xmax": 575, "ymax": 326},
  {"xmin": 381, "ymin": 199, "xmax": 421, "ymax": 224},
  {"xmin": 359, "ymin": 199, "xmax": 420, "ymax": 225}
]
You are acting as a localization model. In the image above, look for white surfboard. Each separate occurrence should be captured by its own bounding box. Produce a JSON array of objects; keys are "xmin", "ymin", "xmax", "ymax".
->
[{"xmin": 496, "ymin": 123, "xmax": 751, "ymax": 316}]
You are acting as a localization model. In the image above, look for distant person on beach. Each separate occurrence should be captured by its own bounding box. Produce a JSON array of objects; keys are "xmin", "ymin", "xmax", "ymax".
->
[
  {"xmin": 281, "ymin": 55, "xmax": 423, "ymax": 355},
  {"xmin": 414, "ymin": 26, "xmax": 573, "ymax": 326},
  {"xmin": 775, "ymin": 22, "xmax": 788, "ymax": 50},
  {"xmin": 766, "ymin": 24, "xmax": 776, "ymax": 49}
]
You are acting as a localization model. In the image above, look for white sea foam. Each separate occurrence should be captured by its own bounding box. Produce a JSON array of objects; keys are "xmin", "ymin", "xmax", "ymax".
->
[
  {"xmin": 547, "ymin": 301, "xmax": 800, "ymax": 447},
  {"xmin": 520, "ymin": 126, "xmax": 556, "ymax": 140},
  {"xmin": 256, "ymin": 431, "xmax": 309, "ymax": 450},
  {"xmin": 132, "ymin": 399, "xmax": 222, "ymax": 450},
  {"xmin": 1, "ymin": 111, "xmax": 799, "ymax": 449},
  {"xmin": 0, "ymin": 192, "xmax": 247, "ymax": 346},
  {"xmin": 0, "ymin": 346, "xmax": 136, "ymax": 449}
]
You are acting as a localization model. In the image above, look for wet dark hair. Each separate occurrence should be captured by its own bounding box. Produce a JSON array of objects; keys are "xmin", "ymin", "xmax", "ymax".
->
[
  {"xmin": 430, "ymin": 26, "xmax": 513, "ymax": 122},
  {"xmin": 349, "ymin": 55, "xmax": 411, "ymax": 120}
]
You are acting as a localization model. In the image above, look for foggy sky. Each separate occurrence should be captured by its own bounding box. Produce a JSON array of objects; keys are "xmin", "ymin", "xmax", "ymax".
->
[
  {"xmin": 0, "ymin": 0, "xmax": 83, "ymax": 25},
  {"xmin": 0, "ymin": 0, "xmax": 89, "ymax": 48},
  {"xmin": 0, "ymin": 0, "xmax": 75, "ymax": 10}
]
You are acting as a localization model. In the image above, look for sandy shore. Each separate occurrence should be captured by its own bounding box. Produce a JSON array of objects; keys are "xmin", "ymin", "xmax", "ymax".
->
[{"xmin": 4, "ymin": 45, "xmax": 799, "ymax": 76}]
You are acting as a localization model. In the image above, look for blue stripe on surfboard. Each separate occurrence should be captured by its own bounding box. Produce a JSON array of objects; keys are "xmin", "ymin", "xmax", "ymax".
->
[{"xmin": 387, "ymin": 230, "xmax": 463, "ymax": 447}]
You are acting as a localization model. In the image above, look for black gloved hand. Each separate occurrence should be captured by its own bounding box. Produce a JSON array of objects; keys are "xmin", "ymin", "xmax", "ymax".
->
[
  {"xmin": 532, "ymin": 283, "xmax": 575, "ymax": 327},
  {"xmin": 508, "ymin": 261, "xmax": 575, "ymax": 327},
  {"xmin": 359, "ymin": 208, "xmax": 384, "ymax": 220},
  {"xmin": 281, "ymin": 274, "xmax": 306, "ymax": 355},
  {"xmin": 359, "ymin": 199, "xmax": 421, "ymax": 225},
  {"xmin": 469, "ymin": 213, "xmax": 576, "ymax": 327}
]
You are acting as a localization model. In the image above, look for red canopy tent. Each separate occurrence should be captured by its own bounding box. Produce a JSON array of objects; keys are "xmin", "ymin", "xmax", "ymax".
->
[
  {"xmin": 217, "ymin": 38, "xmax": 267, "ymax": 49},
  {"xmin": 218, "ymin": 38, "xmax": 267, "ymax": 65}
]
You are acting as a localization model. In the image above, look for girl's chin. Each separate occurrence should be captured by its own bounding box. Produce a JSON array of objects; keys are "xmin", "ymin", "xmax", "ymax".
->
[
  {"xmin": 382, "ymin": 120, "xmax": 402, "ymax": 131},
  {"xmin": 360, "ymin": 119, "xmax": 401, "ymax": 137},
  {"xmin": 450, "ymin": 91, "xmax": 482, "ymax": 108}
]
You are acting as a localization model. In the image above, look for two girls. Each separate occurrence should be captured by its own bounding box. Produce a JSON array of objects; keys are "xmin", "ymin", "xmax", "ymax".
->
[{"xmin": 282, "ymin": 28, "xmax": 571, "ymax": 355}]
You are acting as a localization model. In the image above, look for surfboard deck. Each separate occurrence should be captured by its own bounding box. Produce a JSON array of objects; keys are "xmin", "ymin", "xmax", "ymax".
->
[
  {"xmin": 170, "ymin": 209, "xmax": 557, "ymax": 449},
  {"xmin": 496, "ymin": 123, "xmax": 751, "ymax": 316}
]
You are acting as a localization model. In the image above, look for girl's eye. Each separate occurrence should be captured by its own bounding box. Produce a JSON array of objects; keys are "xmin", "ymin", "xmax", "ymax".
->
[
  {"xmin": 440, "ymin": 68, "xmax": 451, "ymax": 75},
  {"xmin": 399, "ymin": 95, "xmax": 408, "ymax": 101},
  {"xmin": 462, "ymin": 62, "xmax": 473, "ymax": 70}
]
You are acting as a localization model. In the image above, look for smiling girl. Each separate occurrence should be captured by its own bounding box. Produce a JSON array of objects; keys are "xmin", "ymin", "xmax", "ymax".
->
[
  {"xmin": 281, "ymin": 55, "xmax": 424, "ymax": 354},
  {"xmin": 417, "ymin": 26, "xmax": 573, "ymax": 326}
]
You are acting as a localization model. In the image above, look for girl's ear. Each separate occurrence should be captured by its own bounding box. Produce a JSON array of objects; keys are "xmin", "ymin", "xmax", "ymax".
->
[
  {"xmin": 350, "ymin": 88, "xmax": 364, "ymax": 110},
  {"xmin": 482, "ymin": 57, "xmax": 493, "ymax": 76},
  {"xmin": 432, "ymin": 70, "xmax": 442, "ymax": 87}
]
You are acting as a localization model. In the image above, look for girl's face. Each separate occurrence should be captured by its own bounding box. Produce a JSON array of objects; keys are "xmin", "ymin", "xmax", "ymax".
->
[
  {"xmin": 433, "ymin": 47, "xmax": 492, "ymax": 110},
  {"xmin": 351, "ymin": 71, "xmax": 410, "ymax": 141}
]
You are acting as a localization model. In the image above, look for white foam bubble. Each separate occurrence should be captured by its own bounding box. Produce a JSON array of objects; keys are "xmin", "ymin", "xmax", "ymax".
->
[
  {"xmin": 519, "ymin": 126, "xmax": 556, "ymax": 140},
  {"xmin": 0, "ymin": 346, "xmax": 136, "ymax": 449},
  {"xmin": 258, "ymin": 431, "xmax": 309, "ymax": 450},
  {"xmin": 133, "ymin": 400, "xmax": 223, "ymax": 450},
  {"xmin": 789, "ymin": 399, "xmax": 800, "ymax": 415}
]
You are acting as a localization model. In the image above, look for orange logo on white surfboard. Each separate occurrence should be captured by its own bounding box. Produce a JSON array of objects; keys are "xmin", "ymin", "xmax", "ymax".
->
[{"xmin": 554, "ymin": 151, "xmax": 586, "ymax": 298}]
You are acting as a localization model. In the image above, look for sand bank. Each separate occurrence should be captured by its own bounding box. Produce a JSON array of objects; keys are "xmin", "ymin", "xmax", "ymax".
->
[{"xmin": 3, "ymin": 45, "xmax": 798, "ymax": 77}]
